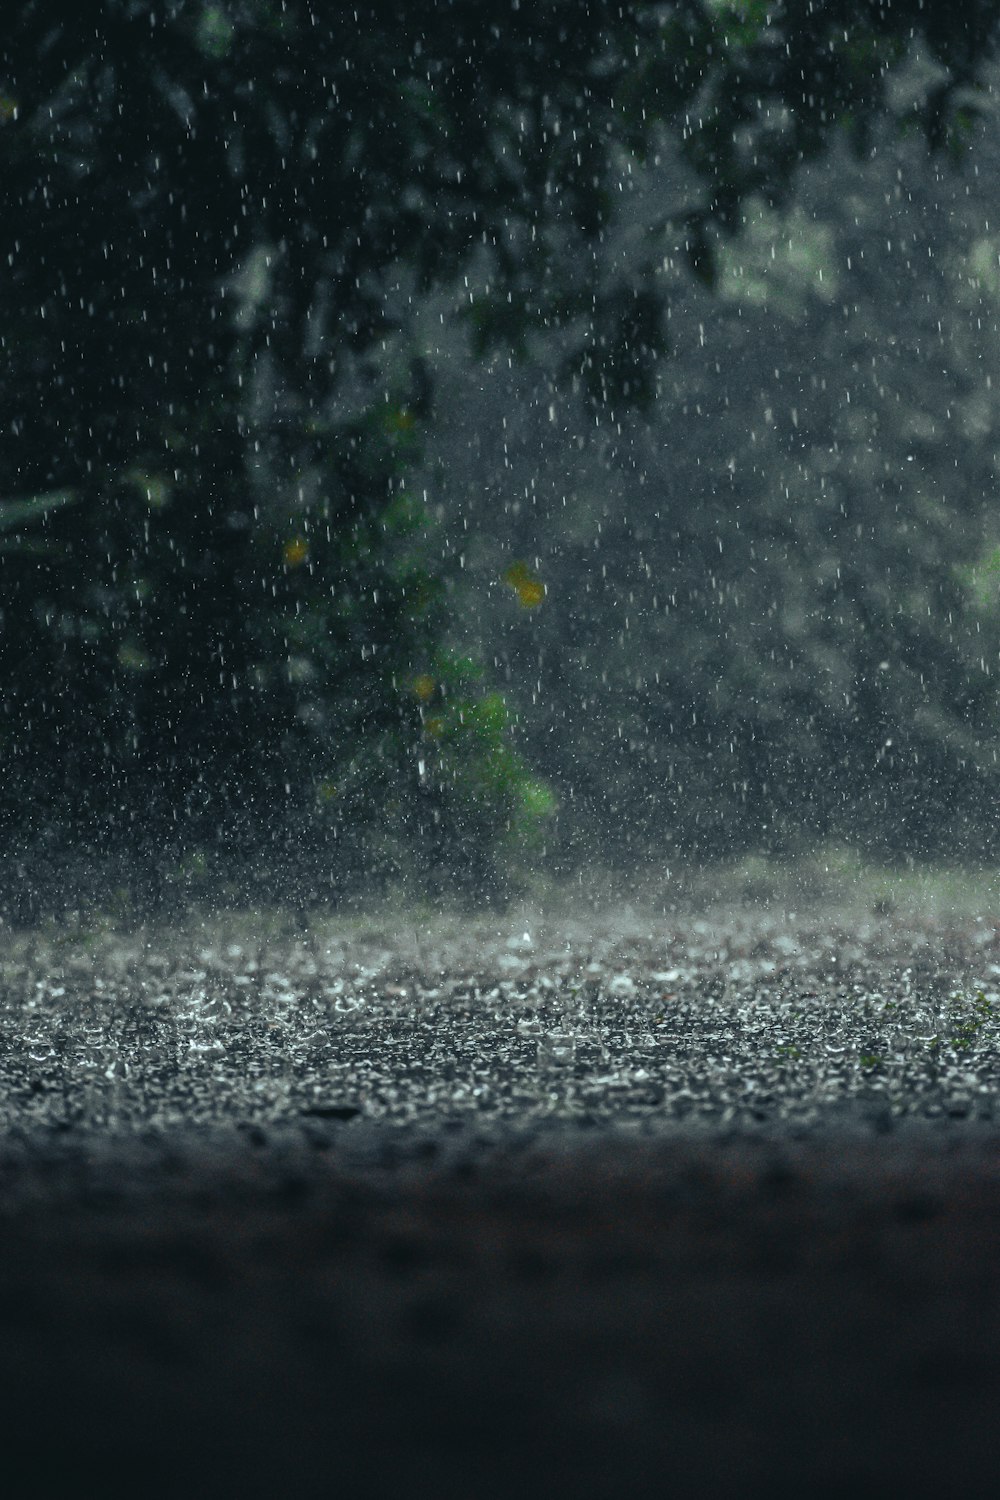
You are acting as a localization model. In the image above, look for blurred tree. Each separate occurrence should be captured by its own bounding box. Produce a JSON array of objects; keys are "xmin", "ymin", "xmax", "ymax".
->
[
  {"xmin": 1, "ymin": 1, "xmax": 999, "ymax": 907},
  {"xmin": 427, "ymin": 108, "xmax": 1000, "ymax": 867}
]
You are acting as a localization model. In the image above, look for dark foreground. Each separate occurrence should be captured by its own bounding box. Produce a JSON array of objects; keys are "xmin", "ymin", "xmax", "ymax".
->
[
  {"xmin": 1, "ymin": 1122, "xmax": 999, "ymax": 1498},
  {"xmin": 2, "ymin": 890, "xmax": 1000, "ymax": 1496}
]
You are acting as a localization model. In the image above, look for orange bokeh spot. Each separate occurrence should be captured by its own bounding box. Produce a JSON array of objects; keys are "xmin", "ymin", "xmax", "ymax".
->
[
  {"xmin": 503, "ymin": 561, "xmax": 546, "ymax": 608},
  {"xmin": 516, "ymin": 579, "xmax": 545, "ymax": 607}
]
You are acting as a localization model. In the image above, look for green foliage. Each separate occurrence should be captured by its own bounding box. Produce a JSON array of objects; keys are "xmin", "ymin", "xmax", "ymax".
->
[
  {"xmin": 0, "ymin": 489, "xmax": 78, "ymax": 533},
  {"xmin": 1, "ymin": 1, "xmax": 999, "ymax": 905},
  {"xmin": 0, "ymin": 489, "xmax": 79, "ymax": 555},
  {"xmin": 405, "ymin": 654, "xmax": 555, "ymax": 887},
  {"xmin": 427, "ymin": 100, "xmax": 1000, "ymax": 867}
]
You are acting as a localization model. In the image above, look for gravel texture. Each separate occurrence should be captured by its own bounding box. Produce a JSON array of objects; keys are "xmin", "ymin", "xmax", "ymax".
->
[{"xmin": 2, "ymin": 894, "xmax": 1000, "ymax": 1495}]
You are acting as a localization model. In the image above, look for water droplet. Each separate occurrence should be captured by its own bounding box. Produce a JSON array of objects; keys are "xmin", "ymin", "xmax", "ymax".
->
[{"xmin": 538, "ymin": 1031, "xmax": 575, "ymax": 1066}]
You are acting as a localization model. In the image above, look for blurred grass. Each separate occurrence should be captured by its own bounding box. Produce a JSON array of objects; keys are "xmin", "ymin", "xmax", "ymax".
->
[
  {"xmin": 4, "ymin": 843, "xmax": 999, "ymax": 945},
  {"xmin": 510, "ymin": 845, "xmax": 1000, "ymax": 926}
]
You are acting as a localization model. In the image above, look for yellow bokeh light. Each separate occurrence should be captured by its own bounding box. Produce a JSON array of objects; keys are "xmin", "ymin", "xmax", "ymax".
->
[
  {"xmin": 412, "ymin": 674, "xmax": 436, "ymax": 701},
  {"xmin": 516, "ymin": 579, "xmax": 545, "ymax": 607},
  {"xmin": 283, "ymin": 536, "xmax": 309, "ymax": 567},
  {"xmin": 503, "ymin": 561, "xmax": 546, "ymax": 608}
]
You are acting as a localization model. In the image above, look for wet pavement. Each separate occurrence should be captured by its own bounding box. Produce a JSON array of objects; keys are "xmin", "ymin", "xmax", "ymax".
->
[
  {"xmin": 2, "ymin": 896, "xmax": 1000, "ymax": 1495},
  {"xmin": 3, "ymin": 898, "xmax": 1000, "ymax": 1140}
]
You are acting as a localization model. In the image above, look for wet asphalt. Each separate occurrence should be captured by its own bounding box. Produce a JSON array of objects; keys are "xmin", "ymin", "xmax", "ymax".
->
[
  {"xmin": 2, "ymin": 896, "xmax": 1000, "ymax": 1496},
  {"xmin": 3, "ymin": 897, "xmax": 1000, "ymax": 1142}
]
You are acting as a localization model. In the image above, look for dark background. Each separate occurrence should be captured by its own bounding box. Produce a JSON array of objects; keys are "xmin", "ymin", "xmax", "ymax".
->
[{"xmin": 4, "ymin": 0, "xmax": 1000, "ymax": 916}]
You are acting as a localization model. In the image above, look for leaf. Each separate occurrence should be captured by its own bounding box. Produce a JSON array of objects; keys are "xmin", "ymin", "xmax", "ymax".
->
[{"xmin": 0, "ymin": 489, "xmax": 78, "ymax": 532}]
